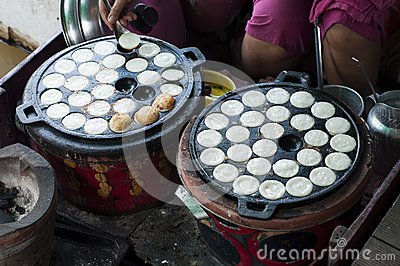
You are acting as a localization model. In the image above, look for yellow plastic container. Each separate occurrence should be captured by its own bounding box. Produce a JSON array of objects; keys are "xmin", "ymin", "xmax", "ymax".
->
[{"xmin": 201, "ymin": 69, "xmax": 236, "ymax": 107}]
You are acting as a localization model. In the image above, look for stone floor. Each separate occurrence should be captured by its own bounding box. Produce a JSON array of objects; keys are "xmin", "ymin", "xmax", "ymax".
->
[{"xmin": 57, "ymin": 196, "xmax": 221, "ymax": 266}]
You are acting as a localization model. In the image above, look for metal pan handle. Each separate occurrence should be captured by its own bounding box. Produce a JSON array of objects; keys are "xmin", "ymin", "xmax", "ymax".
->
[
  {"xmin": 237, "ymin": 198, "xmax": 277, "ymax": 220},
  {"xmin": 275, "ymin": 70, "xmax": 311, "ymax": 87},
  {"xmin": 181, "ymin": 47, "xmax": 206, "ymax": 71},
  {"xmin": 16, "ymin": 102, "xmax": 43, "ymax": 124}
]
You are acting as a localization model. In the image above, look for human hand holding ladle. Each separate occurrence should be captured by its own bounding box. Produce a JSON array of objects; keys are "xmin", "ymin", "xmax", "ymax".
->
[
  {"xmin": 99, "ymin": 0, "xmax": 159, "ymax": 36},
  {"xmin": 99, "ymin": 0, "xmax": 137, "ymax": 31}
]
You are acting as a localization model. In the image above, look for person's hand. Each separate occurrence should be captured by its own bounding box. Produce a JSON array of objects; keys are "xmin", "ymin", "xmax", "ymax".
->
[{"xmin": 99, "ymin": 0, "xmax": 137, "ymax": 31}]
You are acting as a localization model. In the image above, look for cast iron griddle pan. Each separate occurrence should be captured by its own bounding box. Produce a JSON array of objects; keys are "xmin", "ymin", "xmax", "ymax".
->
[{"xmin": 189, "ymin": 71, "xmax": 363, "ymax": 220}]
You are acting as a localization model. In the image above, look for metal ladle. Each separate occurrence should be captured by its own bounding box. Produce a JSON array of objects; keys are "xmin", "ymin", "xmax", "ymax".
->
[
  {"xmin": 314, "ymin": 19, "xmax": 324, "ymax": 91},
  {"xmin": 351, "ymin": 57, "xmax": 379, "ymax": 102},
  {"xmin": 102, "ymin": 0, "xmax": 129, "ymax": 40}
]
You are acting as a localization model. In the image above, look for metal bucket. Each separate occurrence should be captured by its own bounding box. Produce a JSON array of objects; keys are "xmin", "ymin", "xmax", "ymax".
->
[{"xmin": 323, "ymin": 85, "xmax": 365, "ymax": 117}]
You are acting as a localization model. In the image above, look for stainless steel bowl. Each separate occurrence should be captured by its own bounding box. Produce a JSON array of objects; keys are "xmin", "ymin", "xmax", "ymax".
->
[
  {"xmin": 60, "ymin": 0, "xmax": 105, "ymax": 46},
  {"xmin": 323, "ymin": 85, "xmax": 365, "ymax": 117}
]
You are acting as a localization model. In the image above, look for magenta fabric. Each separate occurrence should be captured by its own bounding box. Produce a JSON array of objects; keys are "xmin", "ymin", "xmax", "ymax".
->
[
  {"xmin": 246, "ymin": 0, "xmax": 400, "ymax": 56},
  {"xmin": 245, "ymin": 0, "xmax": 315, "ymax": 57},
  {"xmin": 310, "ymin": 0, "xmax": 400, "ymax": 42},
  {"xmin": 318, "ymin": 9, "xmax": 383, "ymax": 42},
  {"xmin": 310, "ymin": 0, "xmax": 397, "ymax": 25}
]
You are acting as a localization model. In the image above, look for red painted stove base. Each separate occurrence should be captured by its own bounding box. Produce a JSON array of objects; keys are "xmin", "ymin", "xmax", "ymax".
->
[
  {"xmin": 30, "ymin": 141, "xmax": 180, "ymax": 215},
  {"xmin": 198, "ymin": 212, "xmax": 357, "ymax": 266}
]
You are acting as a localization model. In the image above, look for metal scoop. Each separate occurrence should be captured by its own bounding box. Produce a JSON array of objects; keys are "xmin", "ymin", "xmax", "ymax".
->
[
  {"xmin": 101, "ymin": 0, "xmax": 129, "ymax": 40},
  {"xmin": 351, "ymin": 57, "xmax": 379, "ymax": 102}
]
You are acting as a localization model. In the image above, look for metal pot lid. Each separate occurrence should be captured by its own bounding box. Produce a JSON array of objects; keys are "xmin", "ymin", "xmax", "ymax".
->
[
  {"xmin": 17, "ymin": 35, "xmax": 205, "ymax": 140},
  {"xmin": 60, "ymin": 0, "xmax": 85, "ymax": 46},
  {"xmin": 60, "ymin": 0, "xmax": 106, "ymax": 46},
  {"xmin": 189, "ymin": 71, "xmax": 363, "ymax": 220}
]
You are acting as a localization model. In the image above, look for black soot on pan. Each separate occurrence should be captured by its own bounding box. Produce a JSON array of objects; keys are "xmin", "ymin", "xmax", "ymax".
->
[
  {"xmin": 115, "ymin": 78, "xmax": 137, "ymax": 93},
  {"xmin": 132, "ymin": 86, "xmax": 156, "ymax": 101},
  {"xmin": 279, "ymin": 134, "xmax": 303, "ymax": 152}
]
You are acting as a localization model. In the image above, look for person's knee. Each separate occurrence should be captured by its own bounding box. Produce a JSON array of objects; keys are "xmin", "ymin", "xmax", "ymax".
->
[
  {"xmin": 323, "ymin": 23, "xmax": 381, "ymax": 95},
  {"xmin": 325, "ymin": 23, "xmax": 381, "ymax": 55},
  {"xmin": 241, "ymin": 34, "xmax": 299, "ymax": 78},
  {"xmin": 324, "ymin": 24, "xmax": 359, "ymax": 53}
]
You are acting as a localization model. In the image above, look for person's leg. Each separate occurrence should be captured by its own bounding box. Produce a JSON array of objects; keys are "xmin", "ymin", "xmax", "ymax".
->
[
  {"xmin": 241, "ymin": 0, "xmax": 314, "ymax": 79},
  {"xmin": 242, "ymin": 34, "xmax": 300, "ymax": 78},
  {"xmin": 323, "ymin": 23, "xmax": 381, "ymax": 98},
  {"xmin": 320, "ymin": 1, "xmax": 400, "ymax": 97}
]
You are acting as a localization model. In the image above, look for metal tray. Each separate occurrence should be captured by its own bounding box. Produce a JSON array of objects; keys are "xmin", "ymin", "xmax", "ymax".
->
[
  {"xmin": 189, "ymin": 71, "xmax": 363, "ymax": 220},
  {"xmin": 16, "ymin": 35, "xmax": 204, "ymax": 139}
]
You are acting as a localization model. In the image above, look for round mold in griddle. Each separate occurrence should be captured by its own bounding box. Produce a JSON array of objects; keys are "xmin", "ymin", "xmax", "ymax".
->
[
  {"xmin": 16, "ymin": 36, "xmax": 204, "ymax": 139},
  {"xmin": 132, "ymin": 86, "xmax": 157, "ymax": 102},
  {"xmin": 161, "ymin": 67, "xmax": 185, "ymax": 82},
  {"xmin": 189, "ymin": 79, "xmax": 363, "ymax": 220},
  {"xmin": 115, "ymin": 78, "xmax": 137, "ymax": 93},
  {"xmin": 279, "ymin": 135, "xmax": 303, "ymax": 152}
]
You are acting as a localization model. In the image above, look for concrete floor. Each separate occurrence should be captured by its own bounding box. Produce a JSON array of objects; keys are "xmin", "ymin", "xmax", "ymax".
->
[{"xmin": 57, "ymin": 197, "xmax": 222, "ymax": 266}]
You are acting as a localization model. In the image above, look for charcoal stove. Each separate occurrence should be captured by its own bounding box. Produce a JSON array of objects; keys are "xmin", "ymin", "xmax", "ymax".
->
[
  {"xmin": 177, "ymin": 72, "xmax": 372, "ymax": 265},
  {"xmin": 0, "ymin": 144, "xmax": 57, "ymax": 265},
  {"xmin": 16, "ymin": 35, "xmax": 205, "ymax": 215}
]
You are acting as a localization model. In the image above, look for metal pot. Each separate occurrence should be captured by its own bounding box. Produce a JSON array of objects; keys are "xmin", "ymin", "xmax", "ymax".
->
[
  {"xmin": 366, "ymin": 91, "xmax": 400, "ymax": 176},
  {"xmin": 322, "ymin": 85, "xmax": 365, "ymax": 117}
]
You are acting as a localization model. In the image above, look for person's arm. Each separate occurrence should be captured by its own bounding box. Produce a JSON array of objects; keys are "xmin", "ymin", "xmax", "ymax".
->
[{"xmin": 99, "ymin": 0, "xmax": 137, "ymax": 30}]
